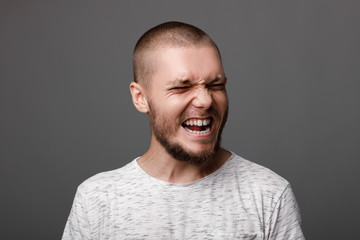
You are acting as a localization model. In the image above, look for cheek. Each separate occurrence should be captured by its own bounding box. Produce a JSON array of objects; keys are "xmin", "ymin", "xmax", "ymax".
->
[
  {"xmin": 166, "ymin": 95, "xmax": 191, "ymax": 112},
  {"xmin": 213, "ymin": 92, "xmax": 228, "ymax": 111},
  {"xmin": 157, "ymin": 100, "xmax": 188, "ymax": 127}
]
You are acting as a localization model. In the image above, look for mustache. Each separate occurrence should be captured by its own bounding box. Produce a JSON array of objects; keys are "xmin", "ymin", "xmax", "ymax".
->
[{"xmin": 181, "ymin": 107, "xmax": 222, "ymax": 121}]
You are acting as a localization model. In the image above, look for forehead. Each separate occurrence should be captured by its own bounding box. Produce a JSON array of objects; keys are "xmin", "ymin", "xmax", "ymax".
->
[{"xmin": 152, "ymin": 46, "xmax": 225, "ymax": 85}]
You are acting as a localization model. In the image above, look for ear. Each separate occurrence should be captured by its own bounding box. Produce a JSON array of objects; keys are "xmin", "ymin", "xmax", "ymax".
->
[{"xmin": 129, "ymin": 82, "xmax": 149, "ymax": 113}]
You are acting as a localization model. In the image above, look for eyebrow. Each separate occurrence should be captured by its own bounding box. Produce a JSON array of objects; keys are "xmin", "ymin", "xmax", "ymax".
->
[
  {"xmin": 167, "ymin": 79, "xmax": 192, "ymax": 87},
  {"xmin": 166, "ymin": 75, "xmax": 227, "ymax": 87},
  {"xmin": 207, "ymin": 75, "xmax": 227, "ymax": 84}
]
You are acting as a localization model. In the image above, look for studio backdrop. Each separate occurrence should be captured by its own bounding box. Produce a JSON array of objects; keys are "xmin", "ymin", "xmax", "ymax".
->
[{"xmin": 1, "ymin": 1, "xmax": 359, "ymax": 239}]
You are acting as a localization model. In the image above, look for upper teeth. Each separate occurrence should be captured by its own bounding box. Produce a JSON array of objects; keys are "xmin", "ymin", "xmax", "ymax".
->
[{"xmin": 184, "ymin": 118, "xmax": 211, "ymax": 126}]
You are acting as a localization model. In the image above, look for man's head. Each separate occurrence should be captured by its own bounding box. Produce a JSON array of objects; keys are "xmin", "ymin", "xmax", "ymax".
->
[
  {"xmin": 130, "ymin": 21, "xmax": 228, "ymax": 166},
  {"xmin": 133, "ymin": 21, "xmax": 221, "ymax": 89}
]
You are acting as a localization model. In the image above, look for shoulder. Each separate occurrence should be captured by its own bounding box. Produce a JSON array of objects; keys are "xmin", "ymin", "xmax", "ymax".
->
[
  {"xmin": 225, "ymin": 153, "xmax": 291, "ymax": 201},
  {"xmin": 223, "ymin": 153, "xmax": 302, "ymax": 229},
  {"xmin": 228, "ymin": 153, "xmax": 289, "ymax": 184},
  {"xmin": 76, "ymin": 159, "xmax": 138, "ymax": 196}
]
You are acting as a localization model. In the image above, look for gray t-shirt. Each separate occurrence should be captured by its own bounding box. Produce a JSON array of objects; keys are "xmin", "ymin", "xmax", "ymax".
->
[{"xmin": 62, "ymin": 153, "xmax": 304, "ymax": 239}]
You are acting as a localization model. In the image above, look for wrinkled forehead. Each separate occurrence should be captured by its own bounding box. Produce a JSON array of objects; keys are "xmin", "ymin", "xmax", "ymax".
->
[{"xmin": 149, "ymin": 46, "xmax": 225, "ymax": 87}]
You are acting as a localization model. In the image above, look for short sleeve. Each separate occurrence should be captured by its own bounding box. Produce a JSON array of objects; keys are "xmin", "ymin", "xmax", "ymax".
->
[
  {"xmin": 266, "ymin": 184, "xmax": 305, "ymax": 240},
  {"xmin": 62, "ymin": 189, "xmax": 92, "ymax": 240}
]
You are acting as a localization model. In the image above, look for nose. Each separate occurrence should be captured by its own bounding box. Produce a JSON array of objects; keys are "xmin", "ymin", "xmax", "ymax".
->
[{"xmin": 191, "ymin": 86, "xmax": 213, "ymax": 109}]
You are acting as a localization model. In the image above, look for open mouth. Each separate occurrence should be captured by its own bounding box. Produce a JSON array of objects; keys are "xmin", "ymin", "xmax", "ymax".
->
[{"xmin": 181, "ymin": 118, "xmax": 212, "ymax": 135}]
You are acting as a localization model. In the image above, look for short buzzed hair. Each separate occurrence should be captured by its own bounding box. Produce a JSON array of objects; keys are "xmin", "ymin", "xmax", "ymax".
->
[{"xmin": 133, "ymin": 21, "xmax": 221, "ymax": 88}]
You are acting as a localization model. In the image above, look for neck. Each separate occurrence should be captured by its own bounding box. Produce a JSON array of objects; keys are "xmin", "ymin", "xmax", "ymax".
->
[{"xmin": 137, "ymin": 138, "xmax": 231, "ymax": 184}]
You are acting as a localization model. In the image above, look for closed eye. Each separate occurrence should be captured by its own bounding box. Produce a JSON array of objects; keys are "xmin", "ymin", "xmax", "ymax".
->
[
  {"xmin": 170, "ymin": 86, "xmax": 191, "ymax": 91},
  {"xmin": 207, "ymin": 83, "xmax": 225, "ymax": 90}
]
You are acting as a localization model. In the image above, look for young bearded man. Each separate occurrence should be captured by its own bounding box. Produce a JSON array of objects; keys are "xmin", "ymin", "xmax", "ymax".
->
[{"xmin": 62, "ymin": 21, "xmax": 305, "ymax": 240}]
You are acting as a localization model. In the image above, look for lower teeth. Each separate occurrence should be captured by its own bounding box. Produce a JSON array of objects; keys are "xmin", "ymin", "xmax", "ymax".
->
[{"xmin": 184, "ymin": 127, "xmax": 210, "ymax": 134}]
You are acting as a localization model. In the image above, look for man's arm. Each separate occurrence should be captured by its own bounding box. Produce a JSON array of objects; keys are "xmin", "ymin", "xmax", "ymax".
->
[
  {"xmin": 62, "ymin": 189, "xmax": 92, "ymax": 240},
  {"xmin": 266, "ymin": 184, "xmax": 305, "ymax": 240}
]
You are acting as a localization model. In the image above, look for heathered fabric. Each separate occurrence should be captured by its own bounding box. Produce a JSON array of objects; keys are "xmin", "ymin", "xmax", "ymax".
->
[{"xmin": 62, "ymin": 153, "xmax": 304, "ymax": 240}]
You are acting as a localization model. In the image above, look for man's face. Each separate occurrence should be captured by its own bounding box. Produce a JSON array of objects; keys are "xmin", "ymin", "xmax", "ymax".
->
[{"xmin": 146, "ymin": 46, "xmax": 228, "ymax": 166}]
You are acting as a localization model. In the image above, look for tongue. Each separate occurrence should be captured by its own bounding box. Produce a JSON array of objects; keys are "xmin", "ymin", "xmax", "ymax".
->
[{"xmin": 187, "ymin": 125, "xmax": 203, "ymax": 131}]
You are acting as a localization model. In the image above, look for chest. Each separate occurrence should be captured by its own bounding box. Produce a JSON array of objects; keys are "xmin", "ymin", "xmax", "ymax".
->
[{"xmin": 90, "ymin": 185, "xmax": 265, "ymax": 239}]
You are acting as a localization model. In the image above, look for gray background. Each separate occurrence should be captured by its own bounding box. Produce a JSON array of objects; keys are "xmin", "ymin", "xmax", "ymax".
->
[{"xmin": 1, "ymin": 1, "xmax": 359, "ymax": 239}]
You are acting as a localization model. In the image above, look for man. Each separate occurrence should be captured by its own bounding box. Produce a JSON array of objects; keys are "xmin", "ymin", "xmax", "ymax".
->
[{"xmin": 62, "ymin": 21, "xmax": 304, "ymax": 239}]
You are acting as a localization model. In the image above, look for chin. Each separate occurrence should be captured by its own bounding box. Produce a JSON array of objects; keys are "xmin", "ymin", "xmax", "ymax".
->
[{"xmin": 160, "ymin": 138, "xmax": 221, "ymax": 167}]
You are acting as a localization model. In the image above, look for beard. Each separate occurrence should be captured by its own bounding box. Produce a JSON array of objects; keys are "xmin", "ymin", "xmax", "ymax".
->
[{"xmin": 148, "ymin": 103, "xmax": 228, "ymax": 167}]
